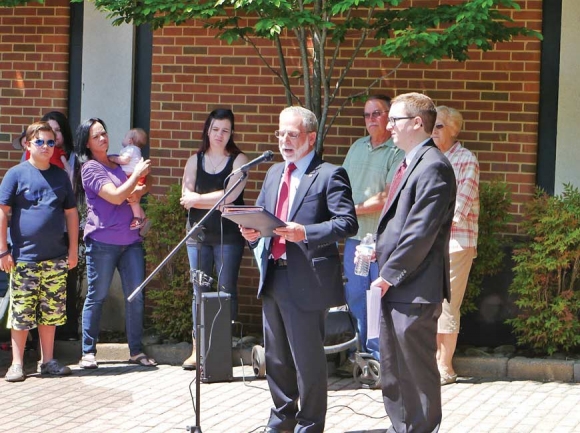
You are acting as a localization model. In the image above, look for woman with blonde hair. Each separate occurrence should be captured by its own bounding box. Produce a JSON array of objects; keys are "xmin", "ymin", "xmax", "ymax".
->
[{"xmin": 432, "ymin": 106, "xmax": 480, "ymax": 385}]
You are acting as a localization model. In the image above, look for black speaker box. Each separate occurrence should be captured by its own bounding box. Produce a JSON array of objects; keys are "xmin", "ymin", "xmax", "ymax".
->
[{"xmin": 199, "ymin": 291, "xmax": 233, "ymax": 383}]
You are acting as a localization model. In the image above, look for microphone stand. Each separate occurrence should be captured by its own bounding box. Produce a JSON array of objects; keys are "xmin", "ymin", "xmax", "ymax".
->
[{"xmin": 127, "ymin": 171, "xmax": 248, "ymax": 433}]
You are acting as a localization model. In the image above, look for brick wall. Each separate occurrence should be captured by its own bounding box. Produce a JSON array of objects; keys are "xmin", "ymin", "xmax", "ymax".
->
[
  {"xmin": 0, "ymin": 0, "xmax": 70, "ymax": 168},
  {"xmin": 0, "ymin": 0, "xmax": 543, "ymax": 333},
  {"xmin": 149, "ymin": 1, "xmax": 543, "ymax": 331}
]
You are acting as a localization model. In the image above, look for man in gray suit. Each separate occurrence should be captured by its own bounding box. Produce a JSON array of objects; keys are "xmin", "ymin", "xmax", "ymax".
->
[
  {"xmin": 370, "ymin": 93, "xmax": 456, "ymax": 433},
  {"xmin": 241, "ymin": 106, "xmax": 358, "ymax": 433}
]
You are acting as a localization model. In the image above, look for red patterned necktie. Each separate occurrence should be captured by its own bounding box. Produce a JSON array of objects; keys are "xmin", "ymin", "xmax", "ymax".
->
[
  {"xmin": 271, "ymin": 163, "xmax": 297, "ymax": 260},
  {"xmin": 383, "ymin": 159, "xmax": 407, "ymax": 214}
]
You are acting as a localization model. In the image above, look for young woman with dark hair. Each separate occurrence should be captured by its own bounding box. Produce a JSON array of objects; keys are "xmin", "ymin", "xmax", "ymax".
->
[
  {"xmin": 179, "ymin": 108, "xmax": 248, "ymax": 370},
  {"xmin": 75, "ymin": 118, "xmax": 156, "ymax": 368}
]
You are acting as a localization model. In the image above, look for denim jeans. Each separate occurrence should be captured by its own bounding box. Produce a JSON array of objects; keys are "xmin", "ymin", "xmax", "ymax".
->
[
  {"xmin": 187, "ymin": 241, "xmax": 244, "ymax": 337},
  {"xmin": 343, "ymin": 238, "xmax": 380, "ymax": 360},
  {"xmin": 82, "ymin": 238, "xmax": 145, "ymax": 357}
]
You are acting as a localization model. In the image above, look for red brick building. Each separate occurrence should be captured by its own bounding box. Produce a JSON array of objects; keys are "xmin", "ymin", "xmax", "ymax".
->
[{"xmin": 0, "ymin": 1, "xmax": 573, "ymax": 332}]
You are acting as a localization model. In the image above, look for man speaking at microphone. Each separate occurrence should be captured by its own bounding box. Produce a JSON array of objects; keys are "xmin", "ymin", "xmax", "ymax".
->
[{"xmin": 240, "ymin": 106, "xmax": 357, "ymax": 433}]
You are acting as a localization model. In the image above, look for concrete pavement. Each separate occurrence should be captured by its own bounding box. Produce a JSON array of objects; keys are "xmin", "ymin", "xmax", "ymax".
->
[{"xmin": 1, "ymin": 344, "xmax": 580, "ymax": 432}]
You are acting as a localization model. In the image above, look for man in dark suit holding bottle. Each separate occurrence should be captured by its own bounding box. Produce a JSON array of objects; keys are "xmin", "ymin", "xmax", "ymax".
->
[
  {"xmin": 240, "ymin": 106, "xmax": 358, "ymax": 433},
  {"xmin": 370, "ymin": 93, "xmax": 456, "ymax": 433}
]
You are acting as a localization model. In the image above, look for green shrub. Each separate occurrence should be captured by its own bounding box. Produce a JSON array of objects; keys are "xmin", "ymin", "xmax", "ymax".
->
[
  {"xmin": 462, "ymin": 179, "xmax": 511, "ymax": 314},
  {"xmin": 143, "ymin": 184, "xmax": 192, "ymax": 342},
  {"xmin": 507, "ymin": 184, "xmax": 580, "ymax": 355}
]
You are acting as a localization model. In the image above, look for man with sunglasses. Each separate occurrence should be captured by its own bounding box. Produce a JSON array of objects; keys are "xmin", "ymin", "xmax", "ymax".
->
[
  {"xmin": 341, "ymin": 95, "xmax": 404, "ymax": 365},
  {"xmin": 0, "ymin": 121, "xmax": 78, "ymax": 382}
]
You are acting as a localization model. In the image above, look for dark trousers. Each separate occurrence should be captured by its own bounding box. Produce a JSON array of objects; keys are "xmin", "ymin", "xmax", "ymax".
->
[
  {"xmin": 262, "ymin": 264, "xmax": 327, "ymax": 433},
  {"xmin": 379, "ymin": 302, "xmax": 442, "ymax": 433}
]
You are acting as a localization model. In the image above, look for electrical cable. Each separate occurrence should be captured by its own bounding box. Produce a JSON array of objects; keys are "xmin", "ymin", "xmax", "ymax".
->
[
  {"xmin": 327, "ymin": 388, "xmax": 387, "ymax": 419},
  {"xmin": 326, "ymin": 403, "xmax": 389, "ymax": 420},
  {"xmin": 185, "ymin": 173, "xmax": 233, "ymax": 420}
]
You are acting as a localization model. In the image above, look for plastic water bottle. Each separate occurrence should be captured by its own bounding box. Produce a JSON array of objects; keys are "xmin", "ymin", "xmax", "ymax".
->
[{"xmin": 354, "ymin": 233, "xmax": 374, "ymax": 277}]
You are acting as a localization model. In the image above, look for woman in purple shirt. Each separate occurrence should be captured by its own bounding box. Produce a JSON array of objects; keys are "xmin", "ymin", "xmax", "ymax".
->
[{"xmin": 75, "ymin": 118, "xmax": 155, "ymax": 368}]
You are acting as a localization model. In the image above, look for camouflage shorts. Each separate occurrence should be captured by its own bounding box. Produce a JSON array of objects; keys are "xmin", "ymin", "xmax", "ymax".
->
[{"xmin": 7, "ymin": 259, "xmax": 68, "ymax": 330}]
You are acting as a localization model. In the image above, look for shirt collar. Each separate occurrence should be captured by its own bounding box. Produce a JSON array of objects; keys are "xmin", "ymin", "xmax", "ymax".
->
[
  {"xmin": 287, "ymin": 150, "xmax": 315, "ymax": 175},
  {"xmin": 444, "ymin": 141, "xmax": 462, "ymax": 157},
  {"xmin": 365, "ymin": 136, "xmax": 394, "ymax": 151},
  {"xmin": 405, "ymin": 138, "xmax": 431, "ymax": 165}
]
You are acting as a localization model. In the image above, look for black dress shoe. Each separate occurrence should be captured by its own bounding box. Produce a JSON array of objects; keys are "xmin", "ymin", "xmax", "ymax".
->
[{"xmin": 262, "ymin": 427, "xmax": 293, "ymax": 433}]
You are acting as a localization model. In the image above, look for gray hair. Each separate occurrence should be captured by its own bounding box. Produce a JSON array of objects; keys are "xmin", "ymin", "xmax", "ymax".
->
[
  {"xmin": 280, "ymin": 106, "xmax": 318, "ymax": 132},
  {"xmin": 436, "ymin": 106, "xmax": 463, "ymax": 137}
]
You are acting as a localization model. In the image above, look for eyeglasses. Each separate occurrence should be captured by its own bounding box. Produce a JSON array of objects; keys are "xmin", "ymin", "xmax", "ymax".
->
[
  {"xmin": 363, "ymin": 110, "xmax": 388, "ymax": 119},
  {"xmin": 274, "ymin": 130, "xmax": 307, "ymax": 139},
  {"xmin": 31, "ymin": 139, "xmax": 56, "ymax": 147},
  {"xmin": 434, "ymin": 124, "xmax": 445, "ymax": 130},
  {"xmin": 388, "ymin": 116, "xmax": 415, "ymax": 127}
]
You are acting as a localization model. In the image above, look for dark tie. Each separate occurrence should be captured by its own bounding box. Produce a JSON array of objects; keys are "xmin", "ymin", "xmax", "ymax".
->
[
  {"xmin": 271, "ymin": 163, "xmax": 297, "ymax": 260},
  {"xmin": 382, "ymin": 159, "xmax": 407, "ymax": 216}
]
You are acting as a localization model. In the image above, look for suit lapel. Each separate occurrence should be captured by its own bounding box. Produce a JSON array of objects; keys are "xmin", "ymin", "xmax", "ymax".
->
[
  {"xmin": 266, "ymin": 163, "xmax": 285, "ymax": 214},
  {"xmin": 380, "ymin": 142, "xmax": 435, "ymax": 219},
  {"xmin": 262, "ymin": 163, "xmax": 285, "ymax": 252}
]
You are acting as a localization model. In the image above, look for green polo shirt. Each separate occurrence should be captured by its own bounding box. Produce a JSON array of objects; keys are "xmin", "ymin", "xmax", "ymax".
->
[{"xmin": 342, "ymin": 136, "xmax": 404, "ymax": 240}]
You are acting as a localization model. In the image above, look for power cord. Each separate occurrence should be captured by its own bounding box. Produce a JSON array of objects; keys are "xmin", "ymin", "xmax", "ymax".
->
[
  {"xmin": 327, "ymin": 402, "xmax": 389, "ymax": 420},
  {"xmin": 327, "ymin": 389, "xmax": 386, "ymax": 418},
  {"xmin": 239, "ymin": 357, "xmax": 269, "ymax": 392},
  {"xmin": 233, "ymin": 319, "xmax": 269, "ymax": 392},
  {"xmin": 186, "ymin": 277, "xmax": 224, "ymax": 417}
]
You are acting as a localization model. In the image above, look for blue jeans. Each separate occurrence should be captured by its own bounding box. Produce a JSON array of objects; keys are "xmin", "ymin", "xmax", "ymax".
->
[
  {"xmin": 187, "ymin": 242, "xmax": 244, "ymax": 337},
  {"xmin": 343, "ymin": 238, "xmax": 380, "ymax": 360},
  {"xmin": 82, "ymin": 239, "xmax": 145, "ymax": 357}
]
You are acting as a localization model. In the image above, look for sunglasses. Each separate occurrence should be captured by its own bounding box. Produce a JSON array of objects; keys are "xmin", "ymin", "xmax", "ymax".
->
[
  {"xmin": 31, "ymin": 139, "xmax": 56, "ymax": 147},
  {"xmin": 363, "ymin": 110, "xmax": 388, "ymax": 119}
]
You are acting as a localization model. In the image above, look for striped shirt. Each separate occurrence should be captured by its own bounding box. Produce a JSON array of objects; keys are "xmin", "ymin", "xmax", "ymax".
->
[{"xmin": 445, "ymin": 141, "xmax": 479, "ymax": 253}]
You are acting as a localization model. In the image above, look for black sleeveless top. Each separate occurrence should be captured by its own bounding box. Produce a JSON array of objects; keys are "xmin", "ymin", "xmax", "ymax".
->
[{"xmin": 186, "ymin": 152, "xmax": 245, "ymax": 245}]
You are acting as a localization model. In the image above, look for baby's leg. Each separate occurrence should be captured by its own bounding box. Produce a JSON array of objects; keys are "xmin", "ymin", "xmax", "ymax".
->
[
  {"xmin": 130, "ymin": 201, "xmax": 142, "ymax": 218},
  {"xmin": 137, "ymin": 204, "xmax": 146, "ymax": 220}
]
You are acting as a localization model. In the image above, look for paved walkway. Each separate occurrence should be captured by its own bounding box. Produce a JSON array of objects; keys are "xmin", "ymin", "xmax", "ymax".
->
[{"xmin": 1, "ymin": 356, "xmax": 580, "ymax": 433}]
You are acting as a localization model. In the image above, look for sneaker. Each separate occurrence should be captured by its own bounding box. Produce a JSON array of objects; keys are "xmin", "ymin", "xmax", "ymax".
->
[
  {"xmin": 5, "ymin": 364, "xmax": 26, "ymax": 382},
  {"xmin": 79, "ymin": 353, "xmax": 98, "ymax": 369},
  {"xmin": 38, "ymin": 359, "xmax": 72, "ymax": 376}
]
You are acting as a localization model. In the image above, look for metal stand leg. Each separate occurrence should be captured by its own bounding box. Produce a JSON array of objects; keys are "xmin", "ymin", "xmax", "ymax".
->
[
  {"xmin": 124, "ymin": 172, "xmax": 250, "ymax": 432},
  {"xmin": 188, "ymin": 242, "xmax": 213, "ymax": 433}
]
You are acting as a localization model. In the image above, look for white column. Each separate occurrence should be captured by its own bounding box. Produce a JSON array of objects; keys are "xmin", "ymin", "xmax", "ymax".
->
[
  {"xmin": 556, "ymin": 0, "xmax": 580, "ymax": 193},
  {"xmin": 81, "ymin": 4, "xmax": 134, "ymax": 154}
]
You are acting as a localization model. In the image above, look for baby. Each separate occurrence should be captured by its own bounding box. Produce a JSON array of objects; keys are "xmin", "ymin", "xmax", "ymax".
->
[{"xmin": 109, "ymin": 128, "xmax": 151, "ymax": 236}]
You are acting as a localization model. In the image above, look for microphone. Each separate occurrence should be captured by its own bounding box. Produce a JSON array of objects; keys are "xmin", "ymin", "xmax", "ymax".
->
[{"xmin": 231, "ymin": 150, "xmax": 274, "ymax": 175}]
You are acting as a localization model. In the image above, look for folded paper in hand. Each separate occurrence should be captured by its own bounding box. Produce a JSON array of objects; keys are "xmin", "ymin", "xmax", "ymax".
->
[
  {"xmin": 221, "ymin": 205, "xmax": 286, "ymax": 237},
  {"xmin": 367, "ymin": 285, "xmax": 381, "ymax": 339}
]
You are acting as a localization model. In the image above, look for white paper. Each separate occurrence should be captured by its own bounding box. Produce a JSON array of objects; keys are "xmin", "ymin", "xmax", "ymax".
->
[{"xmin": 366, "ymin": 285, "xmax": 382, "ymax": 339}]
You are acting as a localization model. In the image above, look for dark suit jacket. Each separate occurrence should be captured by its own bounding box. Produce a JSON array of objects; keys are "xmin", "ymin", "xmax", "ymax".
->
[
  {"xmin": 252, "ymin": 155, "xmax": 358, "ymax": 311},
  {"xmin": 376, "ymin": 140, "xmax": 456, "ymax": 304}
]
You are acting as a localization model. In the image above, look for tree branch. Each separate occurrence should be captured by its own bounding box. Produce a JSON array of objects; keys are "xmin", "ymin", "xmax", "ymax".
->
[
  {"xmin": 323, "ymin": 61, "xmax": 404, "ymax": 140},
  {"xmin": 241, "ymin": 34, "xmax": 301, "ymax": 106}
]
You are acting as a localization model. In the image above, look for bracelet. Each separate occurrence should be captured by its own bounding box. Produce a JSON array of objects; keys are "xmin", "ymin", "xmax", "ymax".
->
[{"xmin": 0, "ymin": 250, "xmax": 10, "ymax": 259}]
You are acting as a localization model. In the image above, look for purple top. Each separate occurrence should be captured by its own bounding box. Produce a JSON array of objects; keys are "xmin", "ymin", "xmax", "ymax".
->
[{"xmin": 81, "ymin": 160, "xmax": 141, "ymax": 245}]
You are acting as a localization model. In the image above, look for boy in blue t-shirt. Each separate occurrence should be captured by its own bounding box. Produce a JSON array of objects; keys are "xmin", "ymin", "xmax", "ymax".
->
[{"xmin": 0, "ymin": 121, "xmax": 79, "ymax": 382}]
